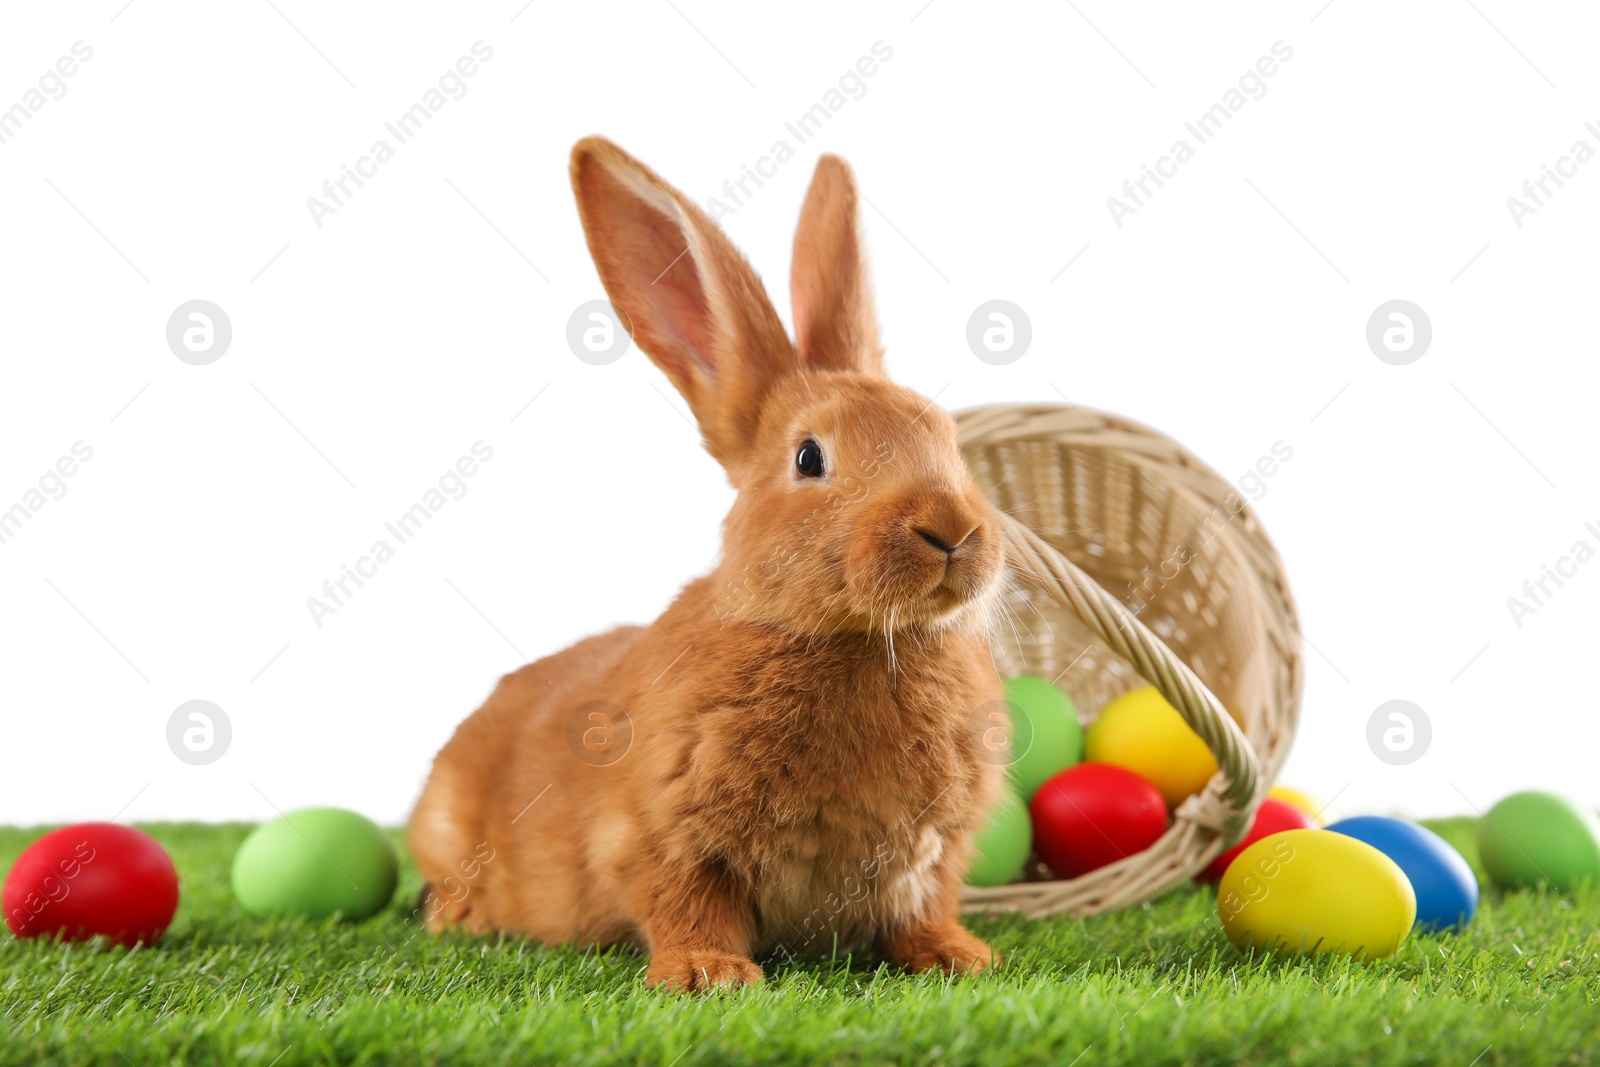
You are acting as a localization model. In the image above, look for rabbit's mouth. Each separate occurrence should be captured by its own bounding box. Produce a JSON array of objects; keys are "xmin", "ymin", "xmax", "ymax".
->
[
  {"xmin": 857, "ymin": 536, "xmax": 1004, "ymax": 631},
  {"xmin": 919, "ymin": 585, "xmax": 975, "ymax": 625},
  {"xmin": 829, "ymin": 497, "xmax": 1006, "ymax": 633},
  {"xmin": 919, "ymin": 562, "xmax": 1003, "ymax": 625}
]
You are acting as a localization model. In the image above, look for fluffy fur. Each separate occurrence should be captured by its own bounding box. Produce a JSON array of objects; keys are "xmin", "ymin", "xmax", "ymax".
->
[{"xmin": 409, "ymin": 137, "xmax": 1008, "ymax": 992}]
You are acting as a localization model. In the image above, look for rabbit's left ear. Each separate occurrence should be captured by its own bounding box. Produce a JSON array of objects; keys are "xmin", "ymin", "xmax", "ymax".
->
[
  {"xmin": 790, "ymin": 154, "xmax": 883, "ymax": 377},
  {"xmin": 571, "ymin": 137, "xmax": 800, "ymax": 471}
]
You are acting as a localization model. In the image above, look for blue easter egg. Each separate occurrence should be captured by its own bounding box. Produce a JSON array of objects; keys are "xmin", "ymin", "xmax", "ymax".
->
[{"xmin": 1326, "ymin": 816, "xmax": 1478, "ymax": 932}]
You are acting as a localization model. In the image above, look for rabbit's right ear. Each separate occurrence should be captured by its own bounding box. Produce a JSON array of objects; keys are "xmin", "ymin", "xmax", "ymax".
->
[
  {"xmin": 791, "ymin": 154, "xmax": 883, "ymax": 377},
  {"xmin": 571, "ymin": 138, "xmax": 798, "ymax": 473}
]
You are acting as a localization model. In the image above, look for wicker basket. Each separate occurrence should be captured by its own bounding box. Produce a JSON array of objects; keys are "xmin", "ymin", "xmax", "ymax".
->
[{"xmin": 955, "ymin": 403, "xmax": 1303, "ymax": 918}]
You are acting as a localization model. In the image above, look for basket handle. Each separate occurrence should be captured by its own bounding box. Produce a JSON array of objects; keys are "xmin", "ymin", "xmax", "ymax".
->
[{"xmin": 993, "ymin": 509, "xmax": 1260, "ymax": 834}]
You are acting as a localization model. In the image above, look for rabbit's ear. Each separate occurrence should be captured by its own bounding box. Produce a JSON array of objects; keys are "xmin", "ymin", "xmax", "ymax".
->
[
  {"xmin": 571, "ymin": 137, "xmax": 798, "ymax": 470},
  {"xmin": 790, "ymin": 154, "xmax": 884, "ymax": 377}
]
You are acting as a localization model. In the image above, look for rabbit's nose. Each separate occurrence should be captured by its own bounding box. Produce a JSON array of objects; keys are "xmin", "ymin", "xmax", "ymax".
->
[
  {"xmin": 915, "ymin": 527, "xmax": 956, "ymax": 554},
  {"xmin": 913, "ymin": 522, "xmax": 976, "ymax": 555}
]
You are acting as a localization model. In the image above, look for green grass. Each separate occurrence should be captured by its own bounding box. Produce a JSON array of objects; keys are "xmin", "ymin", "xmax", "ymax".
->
[{"xmin": 1, "ymin": 819, "xmax": 1596, "ymax": 1066}]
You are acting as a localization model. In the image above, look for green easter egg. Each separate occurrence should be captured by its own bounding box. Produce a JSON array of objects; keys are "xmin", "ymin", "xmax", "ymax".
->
[
  {"xmin": 967, "ymin": 788, "xmax": 1032, "ymax": 887},
  {"xmin": 1003, "ymin": 675, "xmax": 1082, "ymax": 800},
  {"xmin": 232, "ymin": 807, "xmax": 398, "ymax": 921},
  {"xmin": 1476, "ymin": 792, "xmax": 1600, "ymax": 891}
]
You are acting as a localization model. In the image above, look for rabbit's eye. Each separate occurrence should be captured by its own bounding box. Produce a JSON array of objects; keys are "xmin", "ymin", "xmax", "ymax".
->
[{"xmin": 795, "ymin": 439, "xmax": 825, "ymax": 479}]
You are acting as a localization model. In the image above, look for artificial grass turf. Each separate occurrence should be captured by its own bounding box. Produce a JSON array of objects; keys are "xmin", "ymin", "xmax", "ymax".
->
[{"xmin": 0, "ymin": 818, "xmax": 1596, "ymax": 1066}]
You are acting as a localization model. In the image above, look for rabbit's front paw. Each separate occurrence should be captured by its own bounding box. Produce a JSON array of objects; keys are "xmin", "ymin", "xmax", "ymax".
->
[
  {"xmin": 886, "ymin": 924, "xmax": 998, "ymax": 976},
  {"xmin": 645, "ymin": 948, "xmax": 764, "ymax": 993}
]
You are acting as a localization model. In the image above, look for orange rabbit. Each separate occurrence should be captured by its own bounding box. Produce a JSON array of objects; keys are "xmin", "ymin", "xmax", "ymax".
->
[{"xmin": 409, "ymin": 137, "xmax": 1008, "ymax": 992}]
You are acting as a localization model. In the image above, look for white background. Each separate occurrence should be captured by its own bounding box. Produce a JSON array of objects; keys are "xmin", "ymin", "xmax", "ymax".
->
[{"xmin": 1, "ymin": 1, "xmax": 1595, "ymax": 828}]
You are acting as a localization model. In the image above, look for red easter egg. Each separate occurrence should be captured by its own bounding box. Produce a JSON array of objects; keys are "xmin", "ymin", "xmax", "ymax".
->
[
  {"xmin": 3, "ymin": 823, "xmax": 179, "ymax": 946},
  {"xmin": 1029, "ymin": 763, "xmax": 1169, "ymax": 878},
  {"xmin": 1197, "ymin": 797, "xmax": 1319, "ymax": 883}
]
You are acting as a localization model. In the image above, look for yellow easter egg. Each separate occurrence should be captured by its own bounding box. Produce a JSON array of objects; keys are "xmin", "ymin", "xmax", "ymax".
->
[
  {"xmin": 1218, "ymin": 829, "xmax": 1416, "ymax": 959},
  {"xmin": 1268, "ymin": 785, "xmax": 1324, "ymax": 825},
  {"xmin": 1085, "ymin": 686, "xmax": 1219, "ymax": 806}
]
